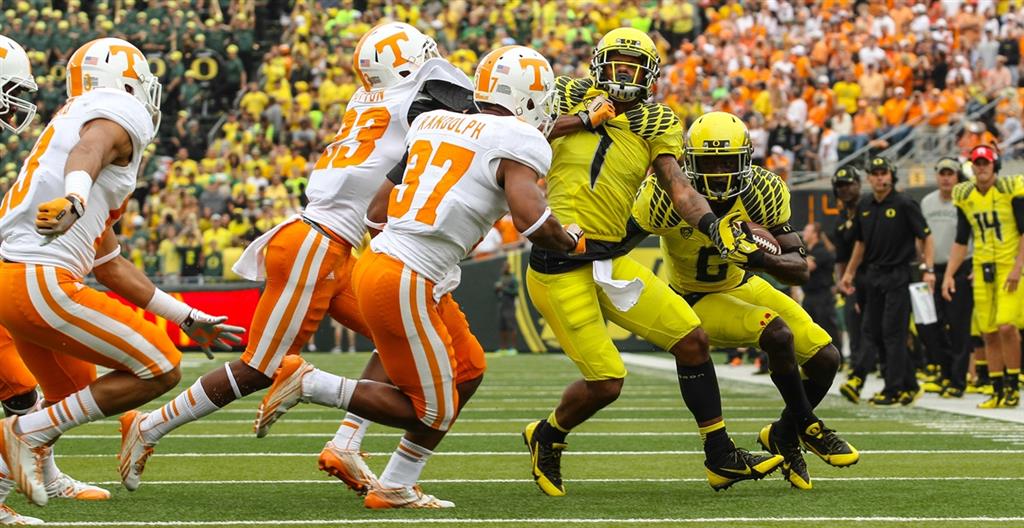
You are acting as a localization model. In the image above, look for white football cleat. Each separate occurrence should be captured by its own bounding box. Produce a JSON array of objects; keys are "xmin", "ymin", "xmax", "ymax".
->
[
  {"xmin": 0, "ymin": 504, "xmax": 43, "ymax": 525},
  {"xmin": 118, "ymin": 411, "xmax": 155, "ymax": 492},
  {"xmin": 364, "ymin": 485, "xmax": 455, "ymax": 509},
  {"xmin": 0, "ymin": 417, "xmax": 47, "ymax": 506},
  {"xmin": 254, "ymin": 356, "xmax": 313, "ymax": 438},
  {"xmin": 318, "ymin": 441, "xmax": 379, "ymax": 496},
  {"xmin": 45, "ymin": 471, "xmax": 111, "ymax": 501}
]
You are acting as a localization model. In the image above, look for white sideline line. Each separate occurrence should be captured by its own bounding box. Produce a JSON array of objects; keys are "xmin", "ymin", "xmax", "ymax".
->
[
  {"xmin": 58, "ymin": 430, "xmax": 1003, "ymax": 440},
  {"xmin": 88, "ymin": 477, "xmax": 1024, "ymax": 486},
  {"xmin": 39, "ymin": 517, "xmax": 1024, "ymax": 526},
  {"xmin": 55, "ymin": 449, "xmax": 1024, "ymax": 458},
  {"xmin": 75, "ymin": 417, "xmax": 873, "ymax": 425},
  {"xmin": 134, "ymin": 405, "xmax": 784, "ymax": 414}
]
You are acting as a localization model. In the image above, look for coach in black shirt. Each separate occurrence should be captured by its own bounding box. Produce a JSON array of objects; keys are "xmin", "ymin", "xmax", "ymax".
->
[{"xmin": 839, "ymin": 156, "xmax": 934, "ymax": 406}]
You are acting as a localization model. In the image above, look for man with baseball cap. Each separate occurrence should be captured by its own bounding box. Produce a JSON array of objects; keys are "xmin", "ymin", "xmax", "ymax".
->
[
  {"xmin": 830, "ymin": 166, "xmax": 865, "ymax": 379},
  {"xmin": 840, "ymin": 156, "xmax": 934, "ymax": 406},
  {"xmin": 918, "ymin": 158, "xmax": 972, "ymax": 398},
  {"xmin": 942, "ymin": 145, "xmax": 1024, "ymax": 408}
]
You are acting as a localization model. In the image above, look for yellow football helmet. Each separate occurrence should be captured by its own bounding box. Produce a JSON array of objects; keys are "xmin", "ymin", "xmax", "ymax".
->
[
  {"xmin": 590, "ymin": 27, "xmax": 660, "ymax": 102},
  {"xmin": 684, "ymin": 111, "xmax": 753, "ymax": 201}
]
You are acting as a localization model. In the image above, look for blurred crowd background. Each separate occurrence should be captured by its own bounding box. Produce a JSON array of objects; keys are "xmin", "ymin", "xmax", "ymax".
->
[{"xmin": 2, "ymin": 0, "xmax": 1024, "ymax": 282}]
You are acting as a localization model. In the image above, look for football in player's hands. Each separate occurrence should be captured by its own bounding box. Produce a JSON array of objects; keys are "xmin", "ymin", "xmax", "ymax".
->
[{"xmin": 739, "ymin": 221, "xmax": 781, "ymax": 256}]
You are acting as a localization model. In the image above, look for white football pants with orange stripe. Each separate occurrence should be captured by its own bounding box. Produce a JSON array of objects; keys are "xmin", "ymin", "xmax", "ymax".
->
[
  {"xmin": 240, "ymin": 221, "xmax": 372, "ymax": 377},
  {"xmin": 0, "ymin": 262, "xmax": 179, "ymax": 393},
  {"xmin": 352, "ymin": 250, "xmax": 486, "ymax": 432}
]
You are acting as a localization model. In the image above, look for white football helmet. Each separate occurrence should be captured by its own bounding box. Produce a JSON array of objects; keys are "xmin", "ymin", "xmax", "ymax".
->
[
  {"xmin": 66, "ymin": 38, "xmax": 162, "ymax": 128},
  {"xmin": 0, "ymin": 35, "xmax": 38, "ymax": 135},
  {"xmin": 353, "ymin": 22, "xmax": 439, "ymax": 91},
  {"xmin": 473, "ymin": 45, "xmax": 555, "ymax": 136}
]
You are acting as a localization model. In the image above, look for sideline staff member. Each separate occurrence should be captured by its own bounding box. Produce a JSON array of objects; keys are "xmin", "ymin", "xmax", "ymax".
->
[
  {"xmin": 840, "ymin": 156, "xmax": 934, "ymax": 406},
  {"xmin": 831, "ymin": 166, "xmax": 864, "ymax": 379},
  {"xmin": 919, "ymin": 158, "xmax": 972, "ymax": 398}
]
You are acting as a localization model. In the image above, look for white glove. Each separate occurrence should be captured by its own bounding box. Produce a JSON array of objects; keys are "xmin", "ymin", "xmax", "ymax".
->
[{"xmin": 181, "ymin": 309, "xmax": 245, "ymax": 359}]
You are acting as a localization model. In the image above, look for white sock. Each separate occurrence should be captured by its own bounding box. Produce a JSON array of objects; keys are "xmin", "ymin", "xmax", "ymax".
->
[
  {"xmin": 301, "ymin": 369, "xmax": 356, "ymax": 409},
  {"xmin": 332, "ymin": 413, "xmax": 372, "ymax": 451},
  {"xmin": 15, "ymin": 387, "xmax": 104, "ymax": 446},
  {"xmin": 379, "ymin": 438, "xmax": 433, "ymax": 489},
  {"xmin": 139, "ymin": 380, "xmax": 219, "ymax": 444}
]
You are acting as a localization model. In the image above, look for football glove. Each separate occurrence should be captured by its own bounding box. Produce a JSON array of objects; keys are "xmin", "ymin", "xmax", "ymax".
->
[
  {"xmin": 706, "ymin": 211, "xmax": 743, "ymax": 258},
  {"xmin": 725, "ymin": 225, "xmax": 767, "ymax": 268},
  {"xmin": 36, "ymin": 194, "xmax": 85, "ymax": 236},
  {"xmin": 565, "ymin": 223, "xmax": 586, "ymax": 255},
  {"xmin": 181, "ymin": 309, "xmax": 245, "ymax": 359},
  {"xmin": 576, "ymin": 95, "xmax": 616, "ymax": 130}
]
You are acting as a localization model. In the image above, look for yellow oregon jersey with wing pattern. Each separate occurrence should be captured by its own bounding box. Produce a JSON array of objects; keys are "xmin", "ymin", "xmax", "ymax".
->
[
  {"xmin": 546, "ymin": 76, "xmax": 683, "ymax": 242},
  {"xmin": 633, "ymin": 165, "xmax": 791, "ymax": 293},
  {"xmin": 952, "ymin": 175, "xmax": 1024, "ymax": 266}
]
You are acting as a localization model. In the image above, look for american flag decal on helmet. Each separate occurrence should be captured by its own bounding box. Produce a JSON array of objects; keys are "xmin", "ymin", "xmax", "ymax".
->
[
  {"xmin": 84, "ymin": 56, "xmax": 98, "ymax": 65},
  {"xmin": 496, "ymin": 64, "xmax": 509, "ymax": 74}
]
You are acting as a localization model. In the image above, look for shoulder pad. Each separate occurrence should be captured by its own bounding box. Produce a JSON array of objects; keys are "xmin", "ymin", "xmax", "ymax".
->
[
  {"xmin": 554, "ymin": 76, "xmax": 593, "ymax": 115},
  {"xmin": 420, "ymin": 79, "xmax": 476, "ymax": 114},
  {"xmin": 952, "ymin": 181, "xmax": 976, "ymax": 204},
  {"xmin": 738, "ymin": 166, "xmax": 790, "ymax": 227},
  {"xmin": 623, "ymin": 103, "xmax": 681, "ymax": 141}
]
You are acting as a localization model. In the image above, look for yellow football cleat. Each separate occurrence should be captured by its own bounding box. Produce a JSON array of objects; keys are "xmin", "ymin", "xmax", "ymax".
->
[{"xmin": 522, "ymin": 421, "xmax": 566, "ymax": 497}]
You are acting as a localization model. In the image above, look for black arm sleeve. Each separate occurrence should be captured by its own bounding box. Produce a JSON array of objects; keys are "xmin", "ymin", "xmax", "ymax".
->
[
  {"xmin": 386, "ymin": 152, "xmax": 408, "ymax": 185},
  {"xmin": 1014, "ymin": 197, "xmax": 1024, "ymax": 235},
  {"xmin": 406, "ymin": 80, "xmax": 476, "ymax": 124},
  {"xmin": 955, "ymin": 207, "xmax": 971, "ymax": 245}
]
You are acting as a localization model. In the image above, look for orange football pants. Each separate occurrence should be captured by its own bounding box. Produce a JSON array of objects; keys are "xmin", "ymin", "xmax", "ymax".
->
[
  {"xmin": 0, "ymin": 325, "xmax": 37, "ymax": 402},
  {"xmin": 353, "ymin": 250, "xmax": 486, "ymax": 432},
  {"xmin": 241, "ymin": 221, "xmax": 371, "ymax": 377},
  {"xmin": 0, "ymin": 262, "xmax": 179, "ymax": 402}
]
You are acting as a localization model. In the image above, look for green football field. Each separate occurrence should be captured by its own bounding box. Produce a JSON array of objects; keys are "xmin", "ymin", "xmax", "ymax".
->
[{"xmin": 12, "ymin": 352, "xmax": 1024, "ymax": 527}]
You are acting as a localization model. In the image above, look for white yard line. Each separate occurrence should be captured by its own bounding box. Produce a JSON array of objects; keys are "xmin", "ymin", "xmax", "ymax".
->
[
  {"xmin": 57, "ymin": 430, "xmax": 1013, "ymax": 440},
  {"xmin": 38, "ymin": 517, "xmax": 1024, "ymax": 526},
  {"xmin": 87, "ymin": 476, "xmax": 1024, "ymax": 486},
  {"xmin": 621, "ymin": 353, "xmax": 1024, "ymax": 424},
  {"xmin": 54, "ymin": 449, "xmax": 1024, "ymax": 458}
]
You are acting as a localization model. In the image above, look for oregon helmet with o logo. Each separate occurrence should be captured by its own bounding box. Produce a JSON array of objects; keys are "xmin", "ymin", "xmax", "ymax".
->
[
  {"xmin": 683, "ymin": 111, "xmax": 753, "ymax": 201},
  {"xmin": 590, "ymin": 27, "xmax": 660, "ymax": 102}
]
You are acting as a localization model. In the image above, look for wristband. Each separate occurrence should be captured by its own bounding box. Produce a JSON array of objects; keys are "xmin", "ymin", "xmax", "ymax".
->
[
  {"xmin": 146, "ymin": 288, "xmax": 193, "ymax": 325},
  {"xmin": 363, "ymin": 215, "xmax": 386, "ymax": 231},
  {"xmin": 520, "ymin": 207, "xmax": 552, "ymax": 237},
  {"xmin": 696, "ymin": 212, "xmax": 716, "ymax": 236},
  {"xmin": 64, "ymin": 170, "xmax": 93, "ymax": 206}
]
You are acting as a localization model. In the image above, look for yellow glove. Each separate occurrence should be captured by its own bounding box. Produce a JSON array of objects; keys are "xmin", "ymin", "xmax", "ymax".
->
[
  {"xmin": 706, "ymin": 211, "xmax": 743, "ymax": 258},
  {"xmin": 35, "ymin": 194, "xmax": 85, "ymax": 236},
  {"xmin": 725, "ymin": 227, "xmax": 767, "ymax": 268},
  {"xmin": 576, "ymin": 94, "xmax": 616, "ymax": 130},
  {"xmin": 565, "ymin": 223, "xmax": 586, "ymax": 255}
]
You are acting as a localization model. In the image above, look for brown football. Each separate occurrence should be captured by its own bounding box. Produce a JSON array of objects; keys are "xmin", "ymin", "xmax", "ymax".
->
[{"xmin": 743, "ymin": 221, "xmax": 782, "ymax": 255}]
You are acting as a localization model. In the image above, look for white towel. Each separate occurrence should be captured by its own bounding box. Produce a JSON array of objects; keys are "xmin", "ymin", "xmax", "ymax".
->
[
  {"xmin": 231, "ymin": 215, "xmax": 303, "ymax": 281},
  {"xmin": 592, "ymin": 259, "xmax": 644, "ymax": 312},
  {"xmin": 432, "ymin": 266, "xmax": 462, "ymax": 303}
]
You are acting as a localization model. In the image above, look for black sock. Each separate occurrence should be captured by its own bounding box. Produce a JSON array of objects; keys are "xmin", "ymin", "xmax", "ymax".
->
[
  {"xmin": 537, "ymin": 419, "xmax": 568, "ymax": 445},
  {"xmin": 1006, "ymin": 370, "xmax": 1019, "ymax": 391},
  {"xmin": 976, "ymin": 361, "xmax": 990, "ymax": 385},
  {"xmin": 770, "ymin": 369, "xmax": 815, "ymax": 425},
  {"xmin": 991, "ymin": 373, "xmax": 1004, "ymax": 395},
  {"xmin": 676, "ymin": 360, "xmax": 724, "ymax": 424},
  {"xmin": 702, "ymin": 425, "xmax": 732, "ymax": 458},
  {"xmin": 803, "ymin": 378, "xmax": 831, "ymax": 409}
]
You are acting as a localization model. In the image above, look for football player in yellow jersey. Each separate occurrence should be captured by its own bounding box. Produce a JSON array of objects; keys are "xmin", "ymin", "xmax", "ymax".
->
[
  {"xmin": 523, "ymin": 28, "xmax": 783, "ymax": 497},
  {"xmin": 943, "ymin": 145, "xmax": 1024, "ymax": 408},
  {"xmin": 631, "ymin": 111, "xmax": 859, "ymax": 489}
]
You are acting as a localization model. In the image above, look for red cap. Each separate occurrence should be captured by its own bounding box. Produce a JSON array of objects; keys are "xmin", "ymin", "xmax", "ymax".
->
[{"xmin": 971, "ymin": 145, "xmax": 997, "ymax": 162}]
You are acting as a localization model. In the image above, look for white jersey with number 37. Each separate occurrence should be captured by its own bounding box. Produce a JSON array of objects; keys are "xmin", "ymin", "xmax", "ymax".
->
[
  {"xmin": 371, "ymin": 110, "xmax": 551, "ymax": 283},
  {"xmin": 0, "ymin": 89, "xmax": 155, "ymax": 278},
  {"xmin": 302, "ymin": 59, "xmax": 472, "ymax": 248}
]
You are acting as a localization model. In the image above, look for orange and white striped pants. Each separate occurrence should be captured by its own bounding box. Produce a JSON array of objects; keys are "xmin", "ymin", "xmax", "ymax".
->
[
  {"xmin": 0, "ymin": 262, "xmax": 177, "ymax": 401},
  {"xmin": 241, "ymin": 221, "xmax": 370, "ymax": 377},
  {"xmin": 352, "ymin": 250, "xmax": 486, "ymax": 432},
  {"xmin": 0, "ymin": 325, "xmax": 37, "ymax": 401}
]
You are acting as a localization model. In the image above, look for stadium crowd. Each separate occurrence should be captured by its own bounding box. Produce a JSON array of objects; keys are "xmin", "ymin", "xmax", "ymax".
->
[{"xmin": 2, "ymin": 0, "xmax": 1024, "ymax": 281}]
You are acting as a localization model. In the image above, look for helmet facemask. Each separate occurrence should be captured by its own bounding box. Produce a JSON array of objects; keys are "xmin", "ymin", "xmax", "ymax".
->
[
  {"xmin": 0, "ymin": 75, "xmax": 38, "ymax": 135},
  {"xmin": 591, "ymin": 48, "xmax": 658, "ymax": 102},
  {"xmin": 685, "ymin": 149, "xmax": 752, "ymax": 202}
]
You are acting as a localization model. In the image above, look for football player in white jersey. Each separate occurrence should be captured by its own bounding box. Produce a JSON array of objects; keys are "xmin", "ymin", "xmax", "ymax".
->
[
  {"xmin": 250, "ymin": 45, "xmax": 583, "ymax": 509},
  {"xmin": 0, "ymin": 38, "xmax": 243, "ymax": 507},
  {"xmin": 120, "ymin": 22, "xmax": 485, "ymax": 494}
]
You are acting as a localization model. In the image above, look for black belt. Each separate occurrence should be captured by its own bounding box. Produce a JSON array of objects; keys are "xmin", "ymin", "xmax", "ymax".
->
[
  {"xmin": 301, "ymin": 215, "xmax": 346, "ymax": 246},
  {"xmin": 671, "ymin": 271, "xmax": 753, "ymax": 307}
]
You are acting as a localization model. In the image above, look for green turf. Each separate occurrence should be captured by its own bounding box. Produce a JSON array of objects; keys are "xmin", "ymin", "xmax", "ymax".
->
[{"xmin": 9, "ymin": 352, "xmax": 1024, "ymax": 527}]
